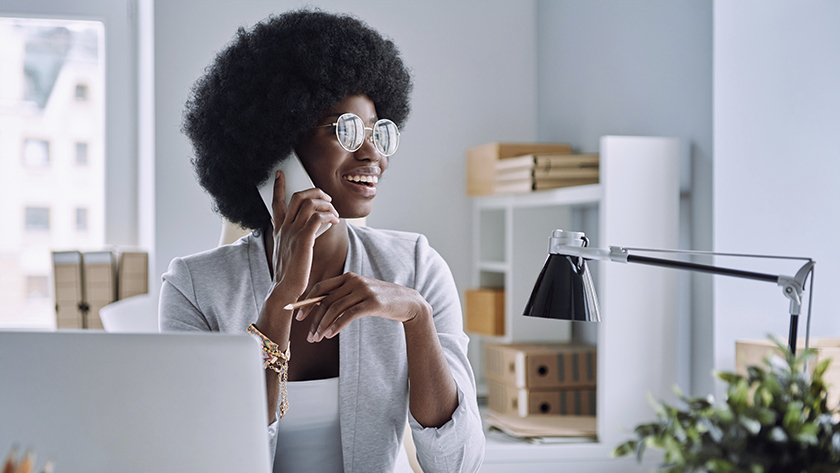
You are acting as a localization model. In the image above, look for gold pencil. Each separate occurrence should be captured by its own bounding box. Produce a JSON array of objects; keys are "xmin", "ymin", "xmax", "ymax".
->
[{"xmin": 283, "ymin": 295, "xmax": 326, "ymax": 311}]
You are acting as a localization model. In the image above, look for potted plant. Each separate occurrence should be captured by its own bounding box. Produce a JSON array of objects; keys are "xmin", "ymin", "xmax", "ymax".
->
[{"xmin": 614, "ymin": 339, "xmax": 840, "ymax": 473}]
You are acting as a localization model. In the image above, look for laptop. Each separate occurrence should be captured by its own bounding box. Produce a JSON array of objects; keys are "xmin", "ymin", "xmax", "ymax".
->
[{"xmin": 0, "ymin": 331, "xmax": 271, "ymax": 473}]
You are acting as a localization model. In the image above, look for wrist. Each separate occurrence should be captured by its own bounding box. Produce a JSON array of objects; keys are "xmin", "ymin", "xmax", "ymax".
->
[
  {"xmin": 258, "ymin": 284, "xmax": 299, "ymax": 329},
  {"xmin": 403, "ymin": 296, "xmax": 432, "ymax": 328}
]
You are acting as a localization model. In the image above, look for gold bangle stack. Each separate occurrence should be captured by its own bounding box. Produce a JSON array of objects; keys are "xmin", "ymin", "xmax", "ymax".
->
[{"xmin": 247, "ymin": 323, "xmax": 290, "ymax": 419}]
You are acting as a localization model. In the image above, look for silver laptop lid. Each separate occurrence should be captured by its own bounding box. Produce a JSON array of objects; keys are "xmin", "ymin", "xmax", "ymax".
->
[{"xmin": 0, "ymin": 331, "xmax": 270, "ymax": 473}]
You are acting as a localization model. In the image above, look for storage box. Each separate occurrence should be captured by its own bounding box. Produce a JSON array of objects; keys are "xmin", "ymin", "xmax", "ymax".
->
[
  {"xmin": 736, "ymin": 338, "xmax": 840, "ymax": 409},
  {"xmin": 466, "ymin": 142, "xmax": 572, "ymax": 196},
  {"xmin": 83, "ymin": 251, "xmax": 116, "ymax": 329},
  {"xmin": 53, "ymin": 251, "xmax": 84, "ymax": 329},
  {"xmin": 118, "ymin": 251, "xmax": 149, "ymax": 299},
  {"xmin": 488, "ymin": 378, "xmax": 596, "ymax": 417},
  {"xmin": 485, "ymin": 342, "xmax": 597, "ymax": 390},
  {"xmin": 465, "ymin": 288, "xmax": 504, "ymax": 336}
]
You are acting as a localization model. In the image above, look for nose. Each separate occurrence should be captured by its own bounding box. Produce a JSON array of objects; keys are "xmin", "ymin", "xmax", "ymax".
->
[{"xmin": 354, "ymin": 133, "xmax": 382, "ymax": 162}]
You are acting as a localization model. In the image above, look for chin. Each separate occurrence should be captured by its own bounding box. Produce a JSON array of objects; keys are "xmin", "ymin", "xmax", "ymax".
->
[{"xmin": 338, "ymin": 206, "xmax": 373, "ymax": 220}]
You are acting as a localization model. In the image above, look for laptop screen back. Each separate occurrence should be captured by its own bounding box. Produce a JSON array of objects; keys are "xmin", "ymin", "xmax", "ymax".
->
[{"xmin": 0, "ymin": 331, "xmax": 270, "ymax": 473}]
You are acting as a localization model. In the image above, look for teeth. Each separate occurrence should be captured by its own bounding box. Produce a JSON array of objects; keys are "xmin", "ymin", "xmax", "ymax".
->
[{"xmin": 345, "ymin": 175, "xmax": 378, "ymax": 184}]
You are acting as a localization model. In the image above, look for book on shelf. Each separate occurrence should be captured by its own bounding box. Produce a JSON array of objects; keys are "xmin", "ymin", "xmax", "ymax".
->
[
  {"xmin": 495, "ymin": 153, "xmax": 599, "ymax": 172},
  {"xmin": 485, "ymin": 411, "xmax": 597, "ymax": 440},
  {"xmin": 493, "ymin": 177, "xmax": 598, "ymax": 194},
  {"xmin": 467, "ymin": 142, "xmax": 573, "ymax": 196},
  {"xmin": 496, "ymin": 166, "xmax": 598, "ymax": 181}
]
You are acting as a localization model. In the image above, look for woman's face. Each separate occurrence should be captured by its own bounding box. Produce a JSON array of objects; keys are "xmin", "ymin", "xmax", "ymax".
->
[{"xmin": 294, "ymin": 95, "xmax": 388, "ymax": 219}]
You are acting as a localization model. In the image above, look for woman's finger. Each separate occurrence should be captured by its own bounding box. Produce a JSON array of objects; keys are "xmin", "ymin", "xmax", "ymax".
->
[
  {"xmin": 272, "ymin": 170, "xmax": 287, "ymax": 234},
  {"xmin": 283, "ymin": 188, "xmax": 334, "ymax": 227},
  {"xmin": 313, "ymin": 292, "xmax": 367, "ymax": 342},
  {"xmin": 323, "ymin": 304, "xmax": 365, "ymax": 339}
]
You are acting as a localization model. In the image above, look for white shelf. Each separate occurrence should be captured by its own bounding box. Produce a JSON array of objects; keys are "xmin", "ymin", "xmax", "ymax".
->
[
  {"xmin": 474, "ymin": 183, "xmax": 601, "ymax": 210},
  {"xmin": 471, "ymin": 136, "xmax": 681, "ymax": 472}
]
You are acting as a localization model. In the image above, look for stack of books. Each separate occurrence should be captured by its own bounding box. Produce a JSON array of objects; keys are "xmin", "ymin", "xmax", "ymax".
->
[
  {"xmin": 465, "ymin": 142, "xmax": 599, "ymax": 196},
  {"xmin": 494, "ymin": 153, "xmax": 599, "ymax": 195}
]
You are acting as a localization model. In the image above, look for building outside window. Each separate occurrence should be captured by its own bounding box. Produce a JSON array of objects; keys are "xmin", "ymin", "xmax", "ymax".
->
[
  {"xmin": 74, "ymin": 83, "xmax": 89, "ymax": 101},
  {"xmin": 24, "ymin": 206, "xmax": 50, "ymax": 231},
  {"xmin": 76, "ymin": 207, "xmax": 88, "ymax": 231},
  {"xmin": 75, "ymin": 141, "xmax": 88, "ymax": 165},
  {"xmin": 25, "ymin": 275, "xmax": 49, "ymax": 299},
  {"xmin": 22, "ymin": 138, "xmax": 50, "ymax": 166},
  {"xmin": 0, "ymin": 18, "xmax": 104, "ymax": 328}
]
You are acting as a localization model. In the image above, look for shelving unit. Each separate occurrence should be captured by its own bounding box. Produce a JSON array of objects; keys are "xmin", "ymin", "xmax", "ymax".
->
[{"xmin": 470, "ymin": 136, "xmax": 680, "ymax": 472}]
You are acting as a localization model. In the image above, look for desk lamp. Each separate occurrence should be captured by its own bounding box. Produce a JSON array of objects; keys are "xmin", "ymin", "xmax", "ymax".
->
[{"xmin": 524, "ymin": 230, "xmax": 815, "ymax": 355}]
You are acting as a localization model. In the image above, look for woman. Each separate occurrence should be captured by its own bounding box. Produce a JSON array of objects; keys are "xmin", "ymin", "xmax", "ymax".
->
[{"xmin": 159, "ymin": 9, "xmax": 485, "ymax": 473}]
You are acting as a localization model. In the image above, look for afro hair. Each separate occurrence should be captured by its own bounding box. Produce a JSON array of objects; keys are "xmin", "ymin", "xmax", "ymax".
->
[{"xmin": 182, "ymin": 9, "xmax": 412, "ymax": 230}]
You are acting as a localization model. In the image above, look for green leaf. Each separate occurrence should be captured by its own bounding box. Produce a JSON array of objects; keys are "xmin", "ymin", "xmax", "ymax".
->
[
  {"xmin": 717, "ymin": 371, "xmax": 742, "ymax": 385},
  {"xmin": 705, "ymin": 458, "xmax": 738, "ymax": 472},
  {"xmin": 768, "ymin": 426, "xmax": 787, "ymax": 442},
  {"xmin": 813, "ymin": 358, "xmax": 831, "ymax": 379},
  {"xmin": 612, "ymin": 440, "xmax": 636, "ymax": 458},
  {"xmin": 739, "ymin": 416, "xmax": 761, "ymax": 435}
]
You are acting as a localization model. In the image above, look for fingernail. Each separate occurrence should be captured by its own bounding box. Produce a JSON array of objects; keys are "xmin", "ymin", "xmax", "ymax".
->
[
  {"xmin": 295, "ymin": 311, "xmax": 304, "ymax": 321},
  {"xmin": 275, "ymin": 170, "xmax": 281, "ymax": 179},
  {"xmin": 325, "ymin": 327, "xmax": 333, "ymax": 338}
]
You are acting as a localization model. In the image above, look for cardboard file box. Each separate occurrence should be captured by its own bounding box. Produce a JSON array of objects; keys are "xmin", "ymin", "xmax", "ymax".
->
[
  {"xmin": 118, "ymin": 251, "xmax": 149, "ymax": 300},
  {"xmin": 488, "ymin": 379, "xmax": 596, "ymax": 417},
  {"xmin": 465, "ymin": 288, "xmax": 504, "ymax": 336},
  {"xmin": 736, "ymin": 338, "xmax": 840, "ymax": 410},
  {"xmin": 83, "ymin": 251, "xmax": 117, "ymax": 330},
  {"xmin": 53, "ymin": 251, "xmax": 84, "ymax": 329},
  {"xmin": 485, "ymin": 342, "xmax": 597, "ymax": 390}
]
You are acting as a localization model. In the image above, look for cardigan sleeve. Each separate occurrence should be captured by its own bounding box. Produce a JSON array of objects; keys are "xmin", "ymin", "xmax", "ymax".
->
[
  {"xmin": 407, "ymin": 234, "xmax": 485, "ymax": 472},
  {"xmin": 159, "ymin": 257, "xmax": 212, "ymax": 332}
]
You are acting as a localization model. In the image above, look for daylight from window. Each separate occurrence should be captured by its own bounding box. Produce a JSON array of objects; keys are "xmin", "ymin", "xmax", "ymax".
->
[{"xmin": 0, "ymin": 18, "xmax": 104, "ymax": 329}]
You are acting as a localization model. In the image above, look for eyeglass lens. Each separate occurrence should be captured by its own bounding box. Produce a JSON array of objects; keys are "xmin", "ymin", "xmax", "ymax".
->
[{"xmin": 334, "ymin": 113, "xmax": 399, "ymax": 156}]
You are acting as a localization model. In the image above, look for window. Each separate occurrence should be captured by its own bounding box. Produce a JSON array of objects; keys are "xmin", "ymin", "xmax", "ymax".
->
[
  {"xmin": 76, "ymin": 207, "xmax": 88, "ymax": 231},
  {"xmin": 0, "ymin": 5, "xmax": 131, "ymax": 331},
  {"xmin": 23, "ymin": 138, "xmax": 50, "ymax": 166},
  {"xmin": 24, "ymin": 206, "xmax": 50, "ymax": 231},
  {"xmin": 26, "ymin": 276, "xmax": 49, "ymax": 299},
  {"xmin": 75, "ymin": 142, "xmax": 88, "ymax": 165},
  {"xmin": 74, "ymin": 83, "xmax": 89, "ymax": 101}
]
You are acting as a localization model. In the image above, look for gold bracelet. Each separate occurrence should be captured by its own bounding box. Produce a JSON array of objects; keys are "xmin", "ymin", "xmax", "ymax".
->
[{"xmin": 247, "ymin": 323, "xmax": 290, "ymax": 419}]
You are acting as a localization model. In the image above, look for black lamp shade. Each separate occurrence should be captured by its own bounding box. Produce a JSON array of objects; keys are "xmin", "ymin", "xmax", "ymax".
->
[{"xmin": 523, "ymin": 254, "xmax": 601, "ymax": 322}]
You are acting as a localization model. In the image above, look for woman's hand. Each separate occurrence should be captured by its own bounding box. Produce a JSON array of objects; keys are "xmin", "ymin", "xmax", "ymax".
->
[
  {"xmin": 295, "ymin": 273, "xmax": 432, "ymax": 342},
  {"xmin": 264, "ymin": 171, "xmax": 340, "ymax": 315}
]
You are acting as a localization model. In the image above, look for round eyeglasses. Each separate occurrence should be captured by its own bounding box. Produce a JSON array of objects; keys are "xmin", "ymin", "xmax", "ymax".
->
[{"xmin": 319, "ymin": 113, "xmax": 400, "ymax": 156}]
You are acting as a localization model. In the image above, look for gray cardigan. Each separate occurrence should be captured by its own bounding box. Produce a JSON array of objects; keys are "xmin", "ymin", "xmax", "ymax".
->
[{"xmin": 160, "ymin": 224, "xmax": 485, "ymax": 472}]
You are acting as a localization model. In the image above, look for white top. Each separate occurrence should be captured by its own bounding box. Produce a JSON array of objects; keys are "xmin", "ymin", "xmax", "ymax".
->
[{"xmin": 274, "ymin": 377, "xmax": 343, "ymax": 473}]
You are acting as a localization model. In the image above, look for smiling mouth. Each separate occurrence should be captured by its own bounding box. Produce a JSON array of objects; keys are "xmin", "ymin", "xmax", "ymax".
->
[{"xmin": 344, "ymin": 175, "xmax": 379, "ymax": 187}]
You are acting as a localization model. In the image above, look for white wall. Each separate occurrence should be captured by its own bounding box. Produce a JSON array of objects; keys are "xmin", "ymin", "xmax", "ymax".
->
[
  {"xmin": 535, "ymin": 0, "xmax": 713, "ymax": 395},
  {"xmin": 152, "ymin": 0, "xmax": 538, "ymax": 301},
  {"xmin": 713, "ymin": 1, "xmax": 840, "ymax": 379}
]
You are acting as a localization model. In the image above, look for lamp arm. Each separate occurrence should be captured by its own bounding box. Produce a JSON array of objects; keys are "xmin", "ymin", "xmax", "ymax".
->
[{"xmin": 554, "ymin": 241, "xmax": 816, "ymax": 354}]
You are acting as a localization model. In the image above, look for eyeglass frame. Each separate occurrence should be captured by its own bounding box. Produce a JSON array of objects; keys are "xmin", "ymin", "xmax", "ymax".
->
[{"xmin": 317, "ymin": 112, "xmax": 400, "ymax": 156}]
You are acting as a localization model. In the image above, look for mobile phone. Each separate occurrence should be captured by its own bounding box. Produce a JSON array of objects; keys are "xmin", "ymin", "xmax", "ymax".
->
[{"xmin": 256, "ymin": 153, "xmax": 332, "ymax": 237}]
